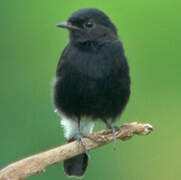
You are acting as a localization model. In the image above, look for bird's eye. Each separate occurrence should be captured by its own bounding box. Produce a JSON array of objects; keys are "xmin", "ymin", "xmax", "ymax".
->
[{"xmin": 84, "ymin": 21, "xmax": 94, "ymax": 29}]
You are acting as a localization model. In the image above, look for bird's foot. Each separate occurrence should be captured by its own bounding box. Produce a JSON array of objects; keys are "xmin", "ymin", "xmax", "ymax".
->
[
  {"xmin": 76, "ymin": 133, "xmax": 96, "ymax": 158},
  {"xmin": 105, "ymin": 124, "xmax": 122, "ymax": 150},
  {"xmin": 77, "ymin": 134, "xmax": 89, "ymax": 157}
]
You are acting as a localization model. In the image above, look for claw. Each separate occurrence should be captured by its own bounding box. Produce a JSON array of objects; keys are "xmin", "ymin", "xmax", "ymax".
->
[
  {"xmin": 83, "ymin": 134, "xmax": 97, "ymax": 143},
  {"xmin": 77, "ymin": 134, "xmax": 90, "ymax": 158},
  {"xmin": 105, "ymin": 124, "xmax": 122, "ymax": 150}
]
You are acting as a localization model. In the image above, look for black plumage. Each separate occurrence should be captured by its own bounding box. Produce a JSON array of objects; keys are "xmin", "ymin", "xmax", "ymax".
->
[{"xmin": 53, "ymin": 8, "xmax": 130, "ymax": 178}]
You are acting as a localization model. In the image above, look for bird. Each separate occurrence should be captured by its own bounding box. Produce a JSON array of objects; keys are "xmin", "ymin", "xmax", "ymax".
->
[{"xmin": 53, "ymin": 8, "xmax": 131, "ymax": 178}]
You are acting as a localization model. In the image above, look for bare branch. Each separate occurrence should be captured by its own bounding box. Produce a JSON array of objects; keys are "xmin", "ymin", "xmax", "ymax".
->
[{"xmin": 0, "ymin": 122, "xmax": 153, "ymax": 180}]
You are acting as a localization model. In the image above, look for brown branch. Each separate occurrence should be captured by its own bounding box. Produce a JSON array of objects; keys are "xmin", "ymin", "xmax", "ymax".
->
[{"xmin": 0, "ymin": 122, "xmax": 153, "ymax": 180}]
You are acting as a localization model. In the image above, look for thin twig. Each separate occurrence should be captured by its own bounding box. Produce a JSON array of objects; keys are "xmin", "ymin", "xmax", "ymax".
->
[{"xmin": 0, "ymin": 122, "xmax": 153, "ymax": 180}]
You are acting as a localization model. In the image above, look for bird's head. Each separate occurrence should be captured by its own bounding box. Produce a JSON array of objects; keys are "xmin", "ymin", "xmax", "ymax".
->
[{"xmin": 56, "ymin": 8, "xmax": 118, "ymax": 46}]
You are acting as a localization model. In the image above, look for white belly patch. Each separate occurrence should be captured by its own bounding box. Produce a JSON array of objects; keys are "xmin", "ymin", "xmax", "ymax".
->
[{"xmin": 60, "ymin": 113, "xmax": 95, "ymax": 140}]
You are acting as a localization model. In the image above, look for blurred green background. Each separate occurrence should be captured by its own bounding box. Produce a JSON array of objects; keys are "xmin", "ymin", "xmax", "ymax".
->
[{"xmin": 0, "ymin": 0, "xmax": 180, "ymax": 179}]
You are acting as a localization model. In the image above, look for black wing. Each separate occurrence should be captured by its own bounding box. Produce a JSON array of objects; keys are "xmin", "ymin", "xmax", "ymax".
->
[{"xmin": 56, "ymin": 43, "xmax": 71, "ymax": 77}]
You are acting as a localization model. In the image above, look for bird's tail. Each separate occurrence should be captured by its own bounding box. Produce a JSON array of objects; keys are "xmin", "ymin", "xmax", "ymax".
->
[{"xmin": 63, "ymin": 153, "xmax": 88, "ymax": 178}]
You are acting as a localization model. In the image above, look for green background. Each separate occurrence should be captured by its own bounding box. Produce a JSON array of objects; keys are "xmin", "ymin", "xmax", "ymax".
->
[{"xmin": 0, "ymin": 0, "xmax": 180, "ymax": 179}]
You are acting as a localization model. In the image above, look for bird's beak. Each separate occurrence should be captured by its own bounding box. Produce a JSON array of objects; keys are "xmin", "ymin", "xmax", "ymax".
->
[{"xmin": 56, "ymin": 22, "xmax": 80, "ymax": 31}]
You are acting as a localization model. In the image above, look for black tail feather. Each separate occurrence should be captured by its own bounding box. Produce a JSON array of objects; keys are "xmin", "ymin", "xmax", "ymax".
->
[{"xmin": 64, "ymin": 153, "xmax": 88, "ymax": 177}]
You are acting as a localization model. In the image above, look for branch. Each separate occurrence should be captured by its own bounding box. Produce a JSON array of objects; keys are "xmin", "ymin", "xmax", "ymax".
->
[{"xmin": 0, "ymin": 122, "xmax": 153, "ymax": 180}]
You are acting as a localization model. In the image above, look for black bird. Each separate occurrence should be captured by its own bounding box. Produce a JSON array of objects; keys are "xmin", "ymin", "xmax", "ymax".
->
[{"xmin": 53, "ymin": 8, "xmax": 130, "ymax": 178}]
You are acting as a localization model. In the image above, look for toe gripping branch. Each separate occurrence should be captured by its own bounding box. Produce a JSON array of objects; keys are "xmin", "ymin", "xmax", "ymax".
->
[
  {"xmin": 98, "ymin": 122, "xmax": 153, "ymax": 143},
  {"xmin": 0, "ymin": 122, "xmax": 153, "ymax": 180},
  {"xmin": 70, "ymin": 122, "xmax": 153, "ymax": 155}
]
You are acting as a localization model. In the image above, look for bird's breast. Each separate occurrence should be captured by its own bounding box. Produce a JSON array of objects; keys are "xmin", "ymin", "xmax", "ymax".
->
[
  {"xmin": 73, "ymin": 55, "xmax": 115, "ymax": 80},
  {"xmin": 54, "ymin": 42, "xmax": 130, "ymax": 119}
]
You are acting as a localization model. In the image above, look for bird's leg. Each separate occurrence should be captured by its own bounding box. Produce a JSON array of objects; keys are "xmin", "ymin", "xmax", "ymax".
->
[
  {"xmin": 102, "ymin": 119, "xmax": 122, "ymax": 150},
  {"xmin": 76, "ymin": 118, "xmax": 89, "ymax": 156},
  {"xmin": 77, "ymin": 135, "xmax": 89, "ymax": 157},
  {"xmin": 76, "ymin": 118, "xmax": 97, "ymax": 158}
]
